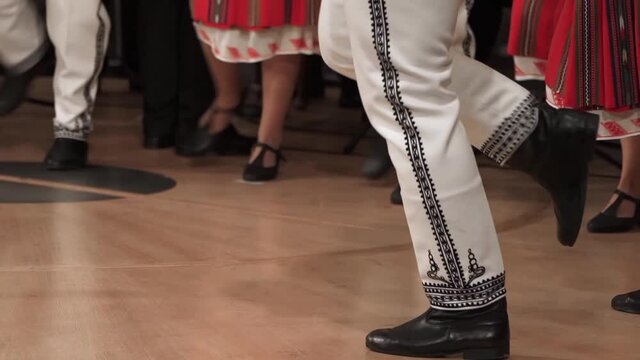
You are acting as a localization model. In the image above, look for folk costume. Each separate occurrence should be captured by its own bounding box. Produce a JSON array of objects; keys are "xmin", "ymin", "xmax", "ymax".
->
[
  {"xmin": 192, "ymin": 0, "xmax": 321, "ymax": 62},
  {"xmin": 0, "ymin": 0, "xmax": 110, "ymax": 169},
  {"xmin": 319, "ymin": 0, "xmax": 598, "ymax": 358},
  {"xmin": 509, "ymin": 0, "xmax": 640, "ymax": 140}
]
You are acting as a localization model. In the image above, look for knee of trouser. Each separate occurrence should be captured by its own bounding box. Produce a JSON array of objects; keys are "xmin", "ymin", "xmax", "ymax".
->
[
  {"xmin": 318, "ymin": 32, "xmax": 356, "ymax": 80},
  {"xmin": 319, "ymin": 47, "xmax": 356, "ymax": 80}
]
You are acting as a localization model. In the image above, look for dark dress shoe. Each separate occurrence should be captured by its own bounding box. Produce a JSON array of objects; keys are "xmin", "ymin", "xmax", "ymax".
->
[
  {"xmin": 44, "ymin": 138, "xmax": 88, "ymax": 170},
  {"xmin": 242, "ymin": 143, "xmax": 285, "ymax": 182},
  {"xmin": 588, "ymin": 190, "xmax": 640, "ymax": 233},
  {"xmin": 506, "ymin": 103, "xmax": 599, "ymax": 247},
  {"xmin": 390, "ymin": 185, "xmax": 402, "ymax": 205},
  {"xmin": 612, "ymin": 289, "xmax": 640, "ymax": 314},
  {"xmin": 366, "ymin": 299, "xmax": 510, "ymax": 359},
  {"xmin": 144, "ymin": 134, "xmax": 176, "ymax": 149}
]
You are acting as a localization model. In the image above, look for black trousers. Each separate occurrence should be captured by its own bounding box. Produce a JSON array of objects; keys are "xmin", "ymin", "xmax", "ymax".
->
[{"xmin": 138, "ymin": 0, "xmax": 213, "ymax": 138}]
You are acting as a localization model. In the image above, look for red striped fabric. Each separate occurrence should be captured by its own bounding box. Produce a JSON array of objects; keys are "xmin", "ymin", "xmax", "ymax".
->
[
  {"xmin": 510, "ymin": 0, "xmax": 640, "ymax": 112},
  {"xmin": 192, "ymin": 0, "xmax": 320, "ymax": 30}
]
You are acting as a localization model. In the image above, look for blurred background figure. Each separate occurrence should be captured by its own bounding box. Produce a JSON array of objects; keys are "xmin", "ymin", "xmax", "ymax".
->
[
  {"xmin": 183, "ymin": 0, "xmax": 321, "ymax": 182},
  {"xmin": 137, "ymin": 0, "xmax": 213, "ymax": 152},
  {"xmin": 0, "ymin": 0, "xmax": 110, "ymax": 170}
]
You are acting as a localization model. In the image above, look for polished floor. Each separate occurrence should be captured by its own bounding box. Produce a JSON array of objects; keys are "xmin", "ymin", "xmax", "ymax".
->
[{"xmin": 0, "ymin": 79, "xmax": 638, "ymax": 360}]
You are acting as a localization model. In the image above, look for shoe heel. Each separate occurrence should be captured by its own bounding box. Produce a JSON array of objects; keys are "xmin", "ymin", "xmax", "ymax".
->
[{"xmin": 463, "ymin": 344, "xmax": 509, "ymax": 360}]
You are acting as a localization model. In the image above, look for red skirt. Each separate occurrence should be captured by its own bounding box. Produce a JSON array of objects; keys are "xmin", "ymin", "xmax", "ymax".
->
[
  {"xmin": 510, "ymin": 0, "xmax": 640, "ymax": 139},
  {"xmin": 192, "ymin": 0, "xmax": 321, "ymax": 30},
  {"xmin": 508, "ymin": 0, "xmax": 564, "ymax": 61},
  {"xmin": 546, "ymin": 0, "xmax": 640, "ymax": 112}
]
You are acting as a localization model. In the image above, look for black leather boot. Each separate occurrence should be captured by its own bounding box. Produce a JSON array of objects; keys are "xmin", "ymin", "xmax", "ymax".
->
[
  {"xmin": 612, "ymin": 290, "xmax": 640, "ymax": 314},
  {"xmin": 506, "ymin": 103, "xmax": 599, "ymax": 247},
  {"xmin": 44, "ymin": 138, "xmax": 88, "ymax": 170},
  {"xmin": 366, "ymin": 299, "xmax": 509, "ymax": 359}
]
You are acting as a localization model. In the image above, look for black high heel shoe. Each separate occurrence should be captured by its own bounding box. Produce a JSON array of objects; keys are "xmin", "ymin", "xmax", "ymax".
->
[
  {"xmin": 243, "ymin": 143, "xmax": 285, "ymax": 182},
  {"xmin": 587, "ymin": 190, "xmax": 640, "ymax": 233},
  {"xmin": 176, "ymin": 106, "xmax": 255, "ymax": 157}
]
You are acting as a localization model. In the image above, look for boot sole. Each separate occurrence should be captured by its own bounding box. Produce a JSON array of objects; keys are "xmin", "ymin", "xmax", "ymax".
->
[
  {"xmin": 45, "ymin": 160, "xmax": 87, "ymax": 171},
  {"xmin": 366, "ymin": 344, "xmax": 509, "ymax": 359}
]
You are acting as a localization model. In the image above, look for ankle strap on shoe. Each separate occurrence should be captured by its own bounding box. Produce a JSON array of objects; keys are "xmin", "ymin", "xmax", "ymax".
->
[
  {"xmin": 614, "ymin": 189, "xmax": 640, "ymax": 204},
  {"xmin": 255, "ymin": 142, "xmax": 286, "ymax": 161}
]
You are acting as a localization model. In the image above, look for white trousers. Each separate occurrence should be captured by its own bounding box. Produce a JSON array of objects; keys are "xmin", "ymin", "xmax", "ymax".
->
[
  {"xmin": 320, "ymin": 0, "xmax": 538, "ymax": 310},
  {"xmin": 0, "ymin": 0, "xmax": 110, "ymax": 140}
]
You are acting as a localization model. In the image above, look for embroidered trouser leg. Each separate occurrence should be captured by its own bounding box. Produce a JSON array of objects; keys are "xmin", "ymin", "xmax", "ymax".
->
[
  {"xmin": 46, "ymin": 0, "xmax": 110, "ymax": 140},
  {"xmin": 0, "ymin": 0, "xmax": 47, "ymax": 73},
  {"xmin": 0, "ymin": 0, "xmax": 110, "ymax": 140},
  {"xmin": 321, "ymin": 1, "xmax": 537, "ymax": 166},
  {"xmin": 320, "ymin": 0, "xmax": 526, "ymax": 309}
]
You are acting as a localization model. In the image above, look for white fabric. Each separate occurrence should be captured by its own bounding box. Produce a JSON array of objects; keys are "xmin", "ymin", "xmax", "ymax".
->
[
  {"xmin": 0, "ymin": 0, "xmax": 110, "ymax": 140},
  {"xmin": 195, "ymin": 23, "xmax": 319, "ymax": 63},
  {"xmin": 0, "ymin": 0, "xmax": 46, "ymax": 72},
  {"xmin": 320, "ymin": 0, "xmax": 537, "ymax": 310}
]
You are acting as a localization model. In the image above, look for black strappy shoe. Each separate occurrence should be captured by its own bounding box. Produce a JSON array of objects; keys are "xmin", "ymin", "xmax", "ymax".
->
[
  {"xmin": 242, "ymin": 142, "xmax": 285, "ymax": 182},
  {"xmin": 587, "ymin": 190, "xmax": 640, "ymax": 233},
  {"xmin": 176, "ymin": 106, "xmax": 255, "ymax": 157}
]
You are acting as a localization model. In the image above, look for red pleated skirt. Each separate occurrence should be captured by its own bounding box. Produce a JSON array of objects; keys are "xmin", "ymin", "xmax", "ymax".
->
[
  {"xmin": 510, "ymin": 0, "xmax": 640, "ymax": 111},
  {"xmin": 508, "ymin": 0, "xmax": 564, "ymax": 61},
  {"xmin": 192, "ymin": 0, "xmax": 320, "ymax": 30},
  {"xmin": 546, "ymin": 0, "xmax": 640, "ymax": 112}
]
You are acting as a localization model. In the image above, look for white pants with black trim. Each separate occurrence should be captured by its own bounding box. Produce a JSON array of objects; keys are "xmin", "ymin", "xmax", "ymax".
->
[
  {"xmin": 0, "ymin": 0, "xmax": 110, "ymax": 140},
  {"xmin": 320, "ymin": 0, "xmax": 538, "ymax": 310}
]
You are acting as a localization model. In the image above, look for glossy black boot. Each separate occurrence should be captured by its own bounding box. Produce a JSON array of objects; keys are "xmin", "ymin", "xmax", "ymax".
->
[
  {"xmin": 366, "ymin": 299, "xmax": 510, "ymax": 359},
  {"xmin": 44, "ymin": 138, "xmax": 88, "ymax": 170},
  {"xmin": 612, "ymin": 289, "xmax": 640, "ymax": 314},
  {"xmin": 506, "ymin": 103, "xmax": 599, "ymax": 247},
  {"xmin": 588, "ymin": 190, "xmax": 640, "ymax": 233}
]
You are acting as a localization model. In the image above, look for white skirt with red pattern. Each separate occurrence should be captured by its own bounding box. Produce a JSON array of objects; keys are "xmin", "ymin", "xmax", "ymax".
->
[{"xmin": 194, "ymin": 22, "xmax": 319, "ymax": 63}]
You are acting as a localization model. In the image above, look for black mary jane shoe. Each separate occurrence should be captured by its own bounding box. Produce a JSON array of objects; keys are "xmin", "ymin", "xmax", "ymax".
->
[
  {"xmin": 176, "ymin": 106, "xmax": 254, "ymax": 157},
  {"xmin": 587, "ymin": 190, "xmax": 640, "ymax": 233},
  {"xmin": 242, "ymin": 142, "xmax": 285, "ymax": 182},
  {"xmin": 366, "ymin": 298, "xmax": 510, "ymax": 359},
  {"xmin": 44, "ymin": 138, "xmax": 88, "ymax": 171},
  {"xmin": 612, "ymin": 289, "xmax": 640, "ymax": 314},
  {"xmin": 506, "ymin": 102, "xmax": 599, "ymax": 247}
]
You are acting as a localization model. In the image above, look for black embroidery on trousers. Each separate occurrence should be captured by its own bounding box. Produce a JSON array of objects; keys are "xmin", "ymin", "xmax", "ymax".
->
[
  {"xmin": 54, "ymin": 5, "xmax": 107, "ymax": 141},
  {"xmin": 462, "ymin": 0, "xmax": 474, "ymax": 57},
  {"xmin": 480, "ymin": 94, "xmax": 538, "ymax": 165},
  {"xmin": 368, "ymin": 0, "xmax": 506, "ymax": 309}
]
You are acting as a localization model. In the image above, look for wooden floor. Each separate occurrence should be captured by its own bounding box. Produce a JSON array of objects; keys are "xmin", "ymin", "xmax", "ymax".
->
[{"xmin": 0, "ymin": 79, "xmax": 638, "ymax": 360}]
